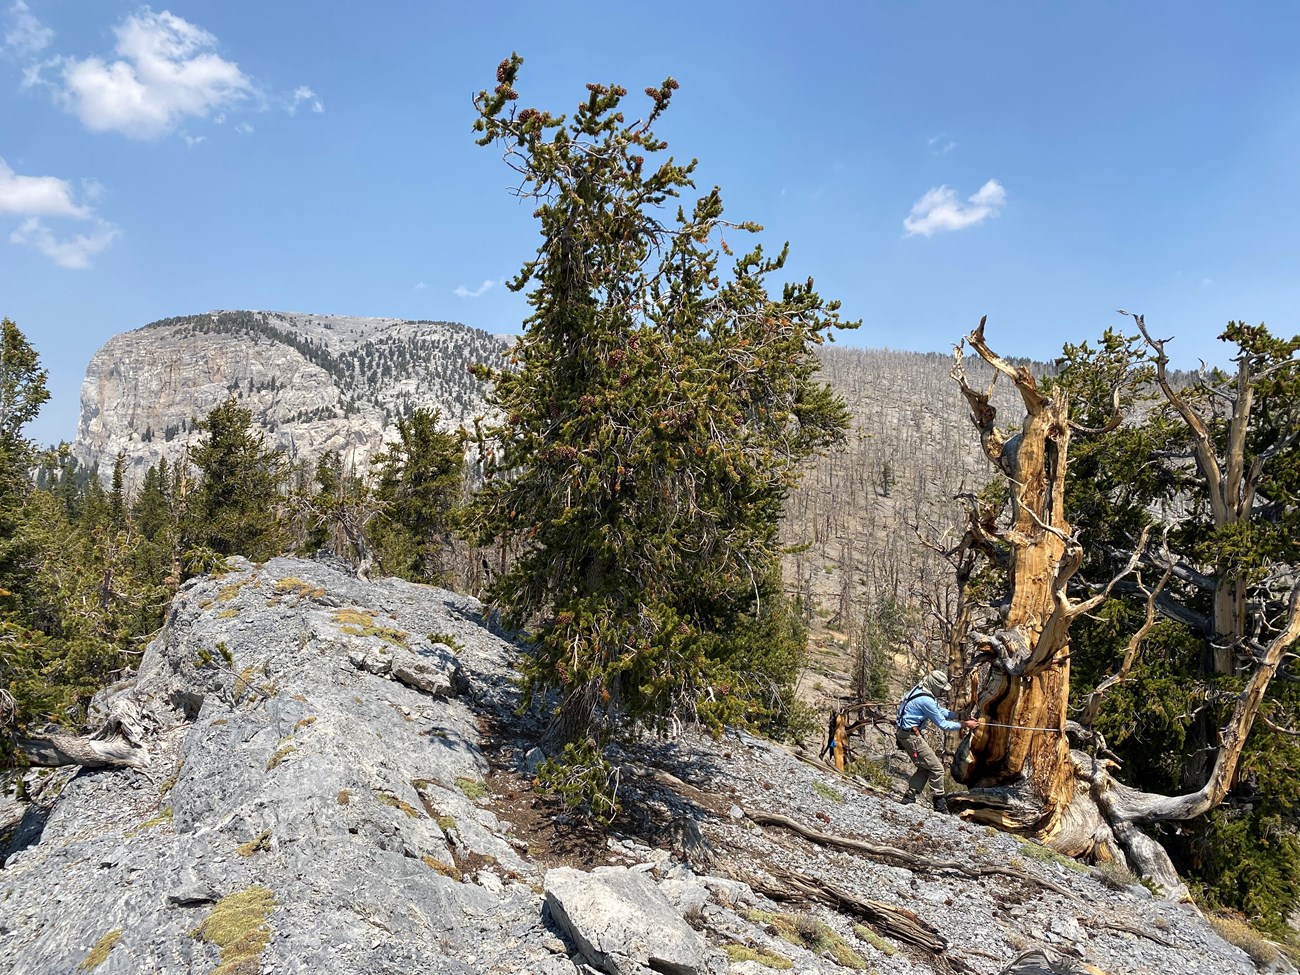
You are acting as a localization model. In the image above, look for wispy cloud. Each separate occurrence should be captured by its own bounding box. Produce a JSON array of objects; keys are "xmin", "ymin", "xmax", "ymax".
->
[
  {"xmin": 903, "ymin": 179, "xmax": 1006, "ymax": 237},
  {"xmin": 289, "ymin": 85, "xmax": 323, "ymax": 114},
  {"xmin": 3, "ymin": 0, "xmax": 52, "ymax": 56},
  {"xmin": 928, "ymin": 134, "xmax": 957, "ymax": 155},
  {"xmin": 16, "ymin": 7, "xmax": 322, "ymax": 142},
  {"xmin": 10, "ymin": 216, "xmax": 119, "ymax": 269},
  {"xmin": 0, "ymin": 157, "xmax": 90, "ymax": 217},
  {"xmin": 1, "ymin": 156, "xmax": 118, "ymax": 267},
  {"xmin": 454, "ymin": 279, "xmax": 495, "ymax": 299},
  {"xmin": 413, "ymin": 281, "xmax": 428, "ymax": 291}
]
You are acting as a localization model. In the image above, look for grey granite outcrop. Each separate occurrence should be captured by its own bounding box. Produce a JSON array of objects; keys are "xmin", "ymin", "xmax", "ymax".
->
[
  {"xmin": 74, "ymin": 310, "xmax": 508, "ymax": 485},
  {"xmin": 0, "ymin": 555, "xmax": 1281, "ymax": 975},
  {"xmin": 545, "ymin": 866, "xmax": 727, "ymax": 975}
]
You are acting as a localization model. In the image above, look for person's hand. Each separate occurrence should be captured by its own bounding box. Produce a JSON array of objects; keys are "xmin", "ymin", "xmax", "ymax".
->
[{"xmin": 962, "ymin": 718, "xmax": 980, "ymax": 731}]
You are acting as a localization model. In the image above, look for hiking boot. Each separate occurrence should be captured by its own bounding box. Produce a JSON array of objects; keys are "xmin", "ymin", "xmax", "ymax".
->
[
  {"xmin": 899, "ymin": 793, "xmax": 917, "ymax": 805},
  {"xmin": 932, "ymin": 795, "xmax": 950, "ymax": 814}
]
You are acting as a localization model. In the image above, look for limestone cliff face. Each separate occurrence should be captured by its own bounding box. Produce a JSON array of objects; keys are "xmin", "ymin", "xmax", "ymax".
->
[{"xmin": 74, "ymin": 310, "xmax": 508, "ymax": 481}]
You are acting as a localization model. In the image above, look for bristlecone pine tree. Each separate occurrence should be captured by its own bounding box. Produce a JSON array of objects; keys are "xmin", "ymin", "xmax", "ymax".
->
[
  {"xmin": 947, "ymin": 316, "xmax": 1300, "ymax": 903},
  {"xmin": 468, "ymin": 55, "xmax": 855, "ymax": 757}
]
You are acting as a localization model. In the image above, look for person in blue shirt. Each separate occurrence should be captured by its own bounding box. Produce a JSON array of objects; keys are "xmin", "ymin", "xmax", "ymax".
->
[{"xmin": 895, "ymin": 670, "xmax": 978, "ymax": 814}]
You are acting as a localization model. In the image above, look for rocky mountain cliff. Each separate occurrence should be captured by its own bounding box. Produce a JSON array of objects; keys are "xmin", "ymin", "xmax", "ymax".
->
[
  {"xmin": 75, "ymin": 310, "xmax": 509, "ymax": 481},
  {"xmin": 0, "ymin": 556, "xmax": 1272, "ymax": 975}
]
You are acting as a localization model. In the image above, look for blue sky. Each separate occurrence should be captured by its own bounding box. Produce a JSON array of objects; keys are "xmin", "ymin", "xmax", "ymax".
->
[{"xmin": 3, "ymin": 2, "xmax": 1299, "ymax": 446}]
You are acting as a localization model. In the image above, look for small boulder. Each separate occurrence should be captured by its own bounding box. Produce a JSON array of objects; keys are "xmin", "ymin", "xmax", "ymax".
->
[{"xmin": 544, "ymin": 865, "xmax": 725, "ymax": 975}]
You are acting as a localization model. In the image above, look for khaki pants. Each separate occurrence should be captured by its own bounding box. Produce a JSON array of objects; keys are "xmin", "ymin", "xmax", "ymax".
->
[{"xmin": 896, "ymin": 728, "xmax": 945, "ymax": 799}]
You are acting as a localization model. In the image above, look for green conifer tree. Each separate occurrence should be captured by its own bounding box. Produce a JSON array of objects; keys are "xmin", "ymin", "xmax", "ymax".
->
[
  {"xmin": 468, "ymin": 57, "xmax": 855, "ymax": 756},
  {"xmin": 189, "ymin": 397, "xmax": 288, "ymax": 562},
  {"xmin": 372, "ymin": 408, "xmax": 466, "ymax": 585}
]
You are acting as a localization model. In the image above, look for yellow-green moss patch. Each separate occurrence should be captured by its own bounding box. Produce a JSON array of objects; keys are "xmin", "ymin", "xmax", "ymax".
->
[
  {"xmin": 340, "ymin": 623, "xmax": 409, "ymax": 646},
  {"xmin": 853, "ymin": 923, "xmax": 896, "ymax": 956},
  {"xmin": 128, "ymin": 806, "xmax": 173, "ymax": 835},
  {"xmin": 334, "ymin": 607, "xmax": 376, "ymax": 627},
  {"xmin": 744, "ymin": 910, "xmax": 866, "ymax": 970},
  {"xmin": 455, "ymin": 776, "xmax": 488, "ymax": 800},
  {"xmin": 811, "ymin": 781, "xmax": 845, "ymax": 804},
  {"xmin": 216, "ymin": 580, "xmax": 249, "ymax": 602},
  {"xmin": 422, "ymin": 854, "xmax": 462, "ymax": 880},
  {"xmin": 275, "ymin": 577, "xmax": 325, "ymax": 599},
  {"xmin": 190, "ymin": 886, "xmax": 276, "ymax": 975},
  {"xmin": 436, "ymin": 814, "xmax": 457, "ymax": 832},
  {"xmin": 333, "ymin": 607, "xmax": 408, "ymax": 645},
  {"xmin": 215, "ymin": 608, "xmax": 240, "ymax": 619},
  {"xmin": 236, "ymin": 830, "xmax": 271, "ymax": 857},
  {"xmin": 1011, "ymin": 835, "xmax": 1089, "ymax": 873},
  {"xmin": 375, "ymin": 790, "xmax": 421, "ymax": 818},
  {"xmin": 1208, "ymin": 912, "xmax": 1283, "ymax": 968},
  {"xmin": 293, "ymin": 716, "xmax": 317, "ymax": 732},
  {"xmin": 724, "ymin": 943, "xmax": 793, "ymax": 969},
  {"xmin": 78, "ymin": 929, "xmax": 123, "ymax": 970},
  {"xmin": 266, "ymin": 745, "xmax": 297, "ymax": 770}
]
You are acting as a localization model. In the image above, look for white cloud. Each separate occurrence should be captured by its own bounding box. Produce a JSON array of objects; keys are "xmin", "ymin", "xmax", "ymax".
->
[
  {"xmin": 903, "ymin": 179, "xmax": 1006, "ymax": 237},
  {"xmin": 235, "ymin": 121, "xmax": 253, "ymax": 135},
  {"xmin": 48, "ymin": 8, "xmax": 256, "ymax": 139},
  {"xmin": 0, "ymin": 157, "xmax": 118, "ymax": 267},
  {"xmin": 454, "ymin": 279, "xmax": 495, "ymax": 299},
  {"xmin": 15, "ymin": 8, "xmax": 322, "ymax": 141},
  {"xmin": 413, "ymin": 281, "xmax": 428, "ymax": 291},
  {"xmin": 928, "ymin": 134, "xmax": 957, "ymax": 155},
  {"xmin": 10, "ymin": 216, "xmax": 118, "ymax": 268},
  {"xmin": 289, "ymin": 85, "xmax": 323, "ymax": 114},
  {"xmin": 181, "ymin": 131, "xmax": 205, "ymax": 148},
  {"xmin": 0, "ymin": 157, "xmax": 89, "ymax": 217},
  {"xmin": 3, "ymin": 0, "xmax": 52, "ymax": 56}
]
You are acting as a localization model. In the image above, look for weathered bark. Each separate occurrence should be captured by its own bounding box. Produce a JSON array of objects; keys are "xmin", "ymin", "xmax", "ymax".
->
[
  {"xmin": 745, "ymin": 807, "xmax": 1079, "ymax": 899},
  {"xmin": 9, "ymin": 698, "xmax": 151, "ymax": 770},
  {"xmin": 947, "ymin": 316, "xmax": 1300, "ymax": 900},
  {"xmin": 743, "ymin": 864, "xmax": 948, "ymax": 957},
  {"xmin": 1128, "ymin": 311, "xmax": 1300, "ymax": 675},
  {"xmin": 948, "ymin": 319, "xmax": 1078, "ymax": 833}
]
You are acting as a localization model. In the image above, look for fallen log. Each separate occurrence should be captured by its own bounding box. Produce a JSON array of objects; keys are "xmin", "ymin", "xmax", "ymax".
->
[
  {"xmin": 743, "ymin": 862, "xmax": 950, "ymax": 958},
  {"xmin": 9, "ymin": 698, "xmax": 150, "ymax": 770},
  {"xmin": 745, "ymin": 807, "xmax": 1079, "ymax": 900}
]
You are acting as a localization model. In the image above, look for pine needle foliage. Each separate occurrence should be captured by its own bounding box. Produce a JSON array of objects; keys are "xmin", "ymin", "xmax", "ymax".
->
[
  {"xmin": 1052, "ymin": 321, "xmax": 1300, "ymax": 929},
  {"xmin": 189, "ymin": 397, "xmax": 288, "ymax": 562},
  {"xmin": 469, "ymin": 55, "xmax": 856, "ymax": 746}
]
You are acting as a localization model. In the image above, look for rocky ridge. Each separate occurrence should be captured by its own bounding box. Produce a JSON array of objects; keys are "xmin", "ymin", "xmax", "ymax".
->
[
  {"xmin": 0, "ymin": 557, "xmax": 1271, "ymax": 975},
  {"xmin": 74, "ymin": 310, "xmax": 509, "ymax": 483}
]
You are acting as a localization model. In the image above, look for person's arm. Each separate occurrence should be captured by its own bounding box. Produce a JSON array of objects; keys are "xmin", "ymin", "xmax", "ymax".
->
[
  {"xmin": 948, "ymin": 708, "xmax": 980, "ymax": 732},
  {"xmin": 921, "ymin": 698, "xmax": 963, "ymax": 732},
  {"xmin": 922, "ymin": 699, "xmax": 979, "ymax": 732}
]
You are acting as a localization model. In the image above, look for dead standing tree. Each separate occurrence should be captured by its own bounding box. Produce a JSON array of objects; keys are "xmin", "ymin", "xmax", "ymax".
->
[
  {"xmin": 946, "ymin": 317, "xmax": 1097, "ymax": 837},
  {"xmin": 947, "ymin": 316, "xmax": 1300, "ymax": 897}
]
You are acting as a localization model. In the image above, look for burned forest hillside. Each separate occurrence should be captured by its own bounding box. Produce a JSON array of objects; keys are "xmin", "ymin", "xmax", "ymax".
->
[{"xmin": 781, "ymin": 345, "xmax": 1039, "ymax": 707}]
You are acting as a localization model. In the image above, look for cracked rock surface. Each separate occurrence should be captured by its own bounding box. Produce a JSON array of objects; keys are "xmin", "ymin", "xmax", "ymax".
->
[{"xmin": 0, "ymin": 556, "xmax": 1275, "ymax": 975}]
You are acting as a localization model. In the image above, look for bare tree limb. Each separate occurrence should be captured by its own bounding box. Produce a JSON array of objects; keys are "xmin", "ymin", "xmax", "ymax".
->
[{"xmin": 1079, "ymin": 561, "xmax": 1173, "ymax": 725}]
